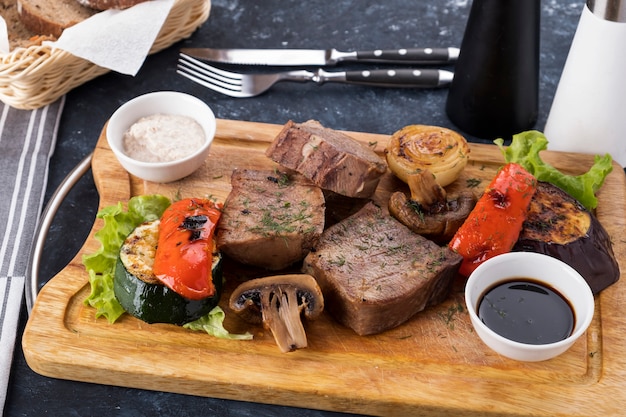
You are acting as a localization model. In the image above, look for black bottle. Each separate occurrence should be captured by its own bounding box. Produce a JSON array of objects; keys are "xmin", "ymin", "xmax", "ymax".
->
[{"xmin": 446, "ymin": 0, "xmax": 540, "ymax": 140}]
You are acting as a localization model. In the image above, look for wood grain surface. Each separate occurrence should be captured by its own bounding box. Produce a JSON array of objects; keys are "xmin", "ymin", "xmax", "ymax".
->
[{"xmin": 23, "ymin": 119, "xmax": 626, "ymax": 416}]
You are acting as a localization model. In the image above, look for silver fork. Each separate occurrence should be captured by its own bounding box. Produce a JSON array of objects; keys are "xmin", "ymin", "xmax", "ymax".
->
[{"xmin": 177, "ymin": 53, "xmax": 453, "ymax": 98}]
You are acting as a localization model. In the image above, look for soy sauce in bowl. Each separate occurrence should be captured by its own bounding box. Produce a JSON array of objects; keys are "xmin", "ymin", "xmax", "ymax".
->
[
  {"xmin": 478, "ymin": 278, "xmax": 575, "ymax": 345},
  {"xmin": 466, "ymin": 252, "xmax": 594, "ymax": 361}
]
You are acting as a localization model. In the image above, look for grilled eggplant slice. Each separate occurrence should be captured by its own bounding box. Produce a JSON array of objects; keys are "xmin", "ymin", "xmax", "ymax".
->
[{"xmin": 513, "ymin": 181, "xmax": 619, "ymax": 294}]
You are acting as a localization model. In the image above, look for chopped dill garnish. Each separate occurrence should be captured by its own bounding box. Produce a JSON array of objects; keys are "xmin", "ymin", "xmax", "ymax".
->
[
  {"xmin": 438, "ymin": 302, "xmax": 465, "ymax": 330},
  {"xmin": 466, "ymin": 177, "xmax": 482, "ymax": 188},
  {"xmin": 407, "ymin": 200, "xmax": 425, "ymax": 222}
]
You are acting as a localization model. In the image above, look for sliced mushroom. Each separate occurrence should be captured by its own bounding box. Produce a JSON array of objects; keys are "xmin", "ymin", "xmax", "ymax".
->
[
  {"xmin": 404, "ymin": 169, "xmax": 449, "ymax": 213},
  {"xmin": 229, "ymin": 274, "xmax": 324, "ymax": 353},
  {"xmin": 389, "ymin": 170, "xmax": 476, "ymax": 244}
]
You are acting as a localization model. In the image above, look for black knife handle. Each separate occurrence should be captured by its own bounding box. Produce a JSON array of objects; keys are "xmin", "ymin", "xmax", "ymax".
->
[
  {"xmin": 343, "ymin": 69, "xmax": 453, "ymax": 88},
  {"xmin": 355, "ymin": 48, "xmax": 458, "ymax": 64}
]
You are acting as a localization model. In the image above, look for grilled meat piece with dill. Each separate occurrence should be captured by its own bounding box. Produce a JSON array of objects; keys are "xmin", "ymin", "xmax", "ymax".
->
[
  {"xmin": 302, "ymin": 201, "xmax": 462, "ymax": 336},
  {"xmin": 217, "ymin": 169, "xmax": 325, "ymax": 270}
]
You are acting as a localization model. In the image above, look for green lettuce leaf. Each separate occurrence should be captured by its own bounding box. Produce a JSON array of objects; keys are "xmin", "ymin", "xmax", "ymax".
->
[
  {"xmin": 82, "ymin": 195, "xmax": 171, "ymax": 323},
  {"xmin": 82, "ymin": 194, "xmax": 248, "ymax": 340},
  {"xmin": 85, "ymin": 269, "xmax": 125, "ymax": 323},
  {"xmin": 183, "ymin": 306, "xmax": 253, "ymax": 340},
  {"xmin": 494, "ymin": 130, "xmax": 613, "ymax": 210}
]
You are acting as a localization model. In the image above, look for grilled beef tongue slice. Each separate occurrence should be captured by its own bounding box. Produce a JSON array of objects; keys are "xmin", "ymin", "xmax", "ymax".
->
[
  {"xmin": 265, "ymin": 120, "xmax": 387, "ymax": 199},
  {"xmin": 217, "ymin": 168, "xmax": 325, "ymax": 270},
  {"xmin": 302, "ymin": 201, "xmax": 462, "ymax": 336}
]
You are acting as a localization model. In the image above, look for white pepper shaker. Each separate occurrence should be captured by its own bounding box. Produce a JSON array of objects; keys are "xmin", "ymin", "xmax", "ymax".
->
[{"xmin": 544, "ymin": 0, "xmax": 626, "ymax": 166}]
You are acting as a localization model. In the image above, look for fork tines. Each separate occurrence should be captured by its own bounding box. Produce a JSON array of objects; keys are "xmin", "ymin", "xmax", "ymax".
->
[{"xmin": 177, "ymin": 54, "xmax": 243, "ymax": 95}]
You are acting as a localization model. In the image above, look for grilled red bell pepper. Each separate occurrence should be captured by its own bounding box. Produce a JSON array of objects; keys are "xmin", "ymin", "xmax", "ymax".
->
[
  {"xmin": 449, "ymin": 163, "xmax": 537, "ymax": 277},
  {"xmin": 152, "ymin": 198, "xmax": 222, "ymax": 300}
]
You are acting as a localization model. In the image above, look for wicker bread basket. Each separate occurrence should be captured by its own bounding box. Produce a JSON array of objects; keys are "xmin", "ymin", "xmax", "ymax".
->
[{"xmin": 0, "ymin": 0, "xmax": 211, "ymax": 110}]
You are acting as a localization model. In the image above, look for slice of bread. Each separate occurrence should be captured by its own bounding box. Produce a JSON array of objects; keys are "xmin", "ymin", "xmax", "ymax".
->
[
  {"xmin": 1, "ymin": 0, "xmax": 58, "ymax": 50},
  {"xmin": 76, "ymin": 0, "xmax": 151, "ymax": 11},
  {"xmin": 17, "ymin": 0, "xmax": 96, "ymax": 38},
  {"xmin": 2, "ymin": 0, "xmax": 36, "ymax": 49}
]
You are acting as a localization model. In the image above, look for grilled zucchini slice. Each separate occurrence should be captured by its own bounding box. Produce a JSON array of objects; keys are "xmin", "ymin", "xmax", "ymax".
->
[{"xmin": 114, "ymin": 220, "xmax": 223, "ymax": 325}]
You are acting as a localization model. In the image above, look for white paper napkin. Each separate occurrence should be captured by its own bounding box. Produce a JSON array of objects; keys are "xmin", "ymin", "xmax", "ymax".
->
[
  {"xmin": 0, "ymin": 0, "xmax": 175, "ymax": 74},
  {"xmin": 0, "ymin": 97, "xmax": 65, "ymax": 411},
  {"xmin": 1, "ymin": 1, "xmax": 175, "ymax": 74},
  {"xmin": 50, "ymin": 0, "xmax": 175, "ymax": 76},
  {"xmin": 0, "ymin": 16, "xmax": 9, "ymax": 54}
]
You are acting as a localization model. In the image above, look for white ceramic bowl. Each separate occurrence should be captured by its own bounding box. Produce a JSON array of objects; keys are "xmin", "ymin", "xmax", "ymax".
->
[
  {"xmin": 106, "ymin": 91, "xmax": 216, "ymax": 183},
  {"xmin": 465, "ymin": 252, "xmax": 594, "ymax": 362}
]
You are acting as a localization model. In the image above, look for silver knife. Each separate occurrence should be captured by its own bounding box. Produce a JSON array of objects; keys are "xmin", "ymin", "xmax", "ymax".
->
[{"xmin": 180, "ymin": 47, "xmax": 460, "ymax": 66}]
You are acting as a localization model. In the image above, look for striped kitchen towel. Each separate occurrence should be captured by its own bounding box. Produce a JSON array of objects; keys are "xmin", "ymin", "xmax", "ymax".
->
[{"xmin": 0, "ymin": 97, "xmax": 65, "ymax": 410}]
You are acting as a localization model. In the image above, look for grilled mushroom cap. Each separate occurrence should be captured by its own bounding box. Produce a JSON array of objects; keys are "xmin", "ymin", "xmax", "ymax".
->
[
  {"xmin": 389, "ymin": 170, "xmax": 476, "ymax": 244},
  {"xmin": 229, "ymin": 274, "xmax": 324, "ymax": 353}
]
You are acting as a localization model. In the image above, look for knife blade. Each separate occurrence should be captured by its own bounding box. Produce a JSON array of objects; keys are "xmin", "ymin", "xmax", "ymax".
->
[{"xmin": 180, "ymin": 47, "xmax": 459, "ymax": 66}]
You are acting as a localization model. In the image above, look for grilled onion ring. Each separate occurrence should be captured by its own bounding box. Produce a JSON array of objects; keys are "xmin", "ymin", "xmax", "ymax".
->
[{"xmin": 385, "ymin": 125, "xmax": 470, "ymax": 187}]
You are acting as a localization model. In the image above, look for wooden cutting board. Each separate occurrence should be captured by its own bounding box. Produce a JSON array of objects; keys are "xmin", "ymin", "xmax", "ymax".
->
[{"xmin": 23, "ymin": 119, "xmax": 626, "ymax": 416}]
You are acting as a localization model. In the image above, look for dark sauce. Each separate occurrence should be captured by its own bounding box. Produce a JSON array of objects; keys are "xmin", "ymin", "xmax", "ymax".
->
[{"xmin": 477, "ymin": 278, "xmax": 575, "ymax": 345}]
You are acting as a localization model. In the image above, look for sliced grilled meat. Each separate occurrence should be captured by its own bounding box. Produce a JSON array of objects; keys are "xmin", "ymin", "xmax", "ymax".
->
[
  {"xmin": 217, "ymin": 169, "xmax": 325, "ymax": 270},
  {"xmin": 265, "ymin": 120, "xmax": 387, "ymax": 198},
  {"xmin": 302, "ymin": 201, "xmax": 462, "ymax": 335}
]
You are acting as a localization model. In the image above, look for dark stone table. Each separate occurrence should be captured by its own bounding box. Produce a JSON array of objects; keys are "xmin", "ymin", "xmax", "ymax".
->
[{"xmin": 4, "ymin": 0, "xmax": 585, "ymax": 415}]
